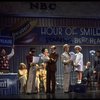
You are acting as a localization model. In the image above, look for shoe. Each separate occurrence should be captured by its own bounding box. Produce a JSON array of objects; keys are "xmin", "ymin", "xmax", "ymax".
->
[
  {"xmin": 64, "ymin": 91, "xmax": 69, "ymax": 93},
  {"xmin": 26, "ymin": 92, "xmax": 32, "ymax": 94},
  {"xmin": 51, "ymin": 91, "xmax": 55, "ymax": 94},
  {"xmin": 33, "ymin": 91, "xmax": 38, "ymax": 94}
]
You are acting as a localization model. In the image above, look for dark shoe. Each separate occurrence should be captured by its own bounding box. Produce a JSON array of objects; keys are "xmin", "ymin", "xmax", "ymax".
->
[
  {"xmin": 33, "ymin": 91, "xmax": 38, "ymax": 94},
  {"xmin": 26, "ymin": 92, "xmax": 32, "ymax": 95},
  {"xmin": 64, "ymin": 91, "xmax": 69, "ymax": 93},
  {"xmin": 51, "ymin": 91, "xmax": 55, "ymax": 94},
  {"xmin": 46, "ymin": 91, "xmax": 50, "ymax": 94}
]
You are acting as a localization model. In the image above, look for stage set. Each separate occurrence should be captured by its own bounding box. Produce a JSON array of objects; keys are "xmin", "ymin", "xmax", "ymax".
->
[
  {"xmin": 0, "ymin": 2, "xmax": 100, "ymax": 99},
  {"xmin": 0, "ymin": 72, "xmax": 100, "ymax": 99}
]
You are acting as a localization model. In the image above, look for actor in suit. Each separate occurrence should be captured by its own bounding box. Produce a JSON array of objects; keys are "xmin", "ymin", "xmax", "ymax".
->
[
  {"xmin": 61, "ymin": 44, "xmax": 72, "ymax": 93},
  {"xmin": 47, "ymin": 45, "xmax": 59, "ymax": 94}
]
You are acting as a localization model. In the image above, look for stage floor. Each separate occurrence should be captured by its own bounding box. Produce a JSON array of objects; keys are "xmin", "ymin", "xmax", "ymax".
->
[{"xmin": 0, "ymin": 88, "xmax": 100, "ymax": 99}]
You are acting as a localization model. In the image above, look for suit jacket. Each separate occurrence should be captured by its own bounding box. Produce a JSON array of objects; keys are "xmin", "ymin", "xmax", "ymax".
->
[
  {"xmin": 61, "ymin": 52, "xmax": 72, "ymax": 73},
  {"xmin": 48, "ymin": 52, "xmax": 59, "ymax": 72}
]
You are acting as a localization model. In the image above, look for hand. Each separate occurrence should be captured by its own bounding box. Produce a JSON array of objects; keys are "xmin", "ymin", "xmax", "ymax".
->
[
  {"xmin": 67, "ymin": 59, "xmax": 71, "ymax": 63},
  {"xmin": 51, "ymin": 58, "xmax": 54, "ymax": 61},
  {"xmin": 73, "ymin": 63, "xmax": 79, "ymax": 67},
  {"xmin": 93, "ymin": 70, "xmax": 96, "ymax": 74}
]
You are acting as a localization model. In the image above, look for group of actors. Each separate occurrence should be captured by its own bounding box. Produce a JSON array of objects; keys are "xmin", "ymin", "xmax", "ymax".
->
[{"xmin": 0, "ymin": 44, "xmax": 100, "ymax": 94}]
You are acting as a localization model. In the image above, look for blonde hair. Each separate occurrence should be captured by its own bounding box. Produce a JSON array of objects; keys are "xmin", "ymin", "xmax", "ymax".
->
[
  {"xmin": 19, "ymin": 63, "xmax": 27, "ymax": 69},
  {"xmin": 63, "ymin": 44, "xmax": 70, "ymax": 50}
]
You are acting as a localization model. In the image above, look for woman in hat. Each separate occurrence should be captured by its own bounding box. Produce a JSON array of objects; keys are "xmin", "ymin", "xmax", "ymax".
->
[{"xmin": 74, "ymin": 45, "xmax": 83, "ymax": 84}]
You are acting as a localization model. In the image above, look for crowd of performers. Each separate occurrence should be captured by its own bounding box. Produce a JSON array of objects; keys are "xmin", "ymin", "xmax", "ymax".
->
[{"xmin": 0, "ymin": 44, "xmax": 100, "ymax": 94}]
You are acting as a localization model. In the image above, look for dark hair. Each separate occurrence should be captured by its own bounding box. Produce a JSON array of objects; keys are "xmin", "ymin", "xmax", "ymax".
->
[
  {"xmin": 41, "ymin": 48, "xmax": 46, "ymax": 53},
  {"xmin": 96, "ymin": 50, "xmax": 100, "ymax": 53},
  {"xmin": 52, "ymin": 46, "xmax": 56, "ymax": 50}
]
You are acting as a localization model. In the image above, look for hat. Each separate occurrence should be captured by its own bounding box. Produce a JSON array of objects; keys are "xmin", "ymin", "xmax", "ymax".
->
[
  {"xmin": 20, "ymin": 63, "xmax": 26, "ymax": 67},
  {"xmin": 30, "ymin": 48, "xmax": 36, "ymax": 52},
  {"xmin": 63, "ymin": 44, "xmax": 70, "ymax": 48},
  {"xmin": 20, "ymin": 63, "xmax": 27, "ymax": 69},
  {"xmin": 50, "ymin": 45, "xmax": 56, "ymax": 49},
  {"xmin": 74, "ymin": 45, "xmax": 82, "ymax": 50}
]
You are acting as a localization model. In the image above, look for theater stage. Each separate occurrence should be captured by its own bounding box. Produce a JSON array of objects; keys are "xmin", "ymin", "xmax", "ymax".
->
[{"xmin": 0, "ymin": 88, "xmax": 100, "ymax": 99}]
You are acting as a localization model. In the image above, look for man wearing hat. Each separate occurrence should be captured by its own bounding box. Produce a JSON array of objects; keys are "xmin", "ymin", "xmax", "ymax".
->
[
  {"xmin": 46, "ymin": 45, "xmax": 59, "ymax": 94},
  {"xmin": 74, "ymin": 45, "xmax": 83, "ymax": 84},
  {"xmin": 26, "ymin": 47, "xmax": 36, "ymax": 74},
  {"xmin": 61, "ymin": 44, "xmax": 72, "ymax": 93}
]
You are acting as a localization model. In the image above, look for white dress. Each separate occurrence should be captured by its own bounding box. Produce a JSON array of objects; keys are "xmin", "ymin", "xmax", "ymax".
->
[{"xmin": 74, "ymin": 52, "xmax": 83, "ymax": 71}]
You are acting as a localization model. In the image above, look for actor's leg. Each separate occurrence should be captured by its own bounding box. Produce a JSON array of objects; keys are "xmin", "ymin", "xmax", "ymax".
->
[
  {"xmin": 51, "ymin": 72, "xmax": 56, "ymax": 93},
  {"xmin": 46, "ymin": 71, "xmax": 50, "ymax": 93}
]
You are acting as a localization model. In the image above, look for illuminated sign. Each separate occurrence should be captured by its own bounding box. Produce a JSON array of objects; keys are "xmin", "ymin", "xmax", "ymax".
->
[
  {"xmin": 0, "ymin": 79, "xmax": 7, "ymax": 88},
  {"xmin": 0, "ymin": 36, "xmax": 13, "ymax": 47}
]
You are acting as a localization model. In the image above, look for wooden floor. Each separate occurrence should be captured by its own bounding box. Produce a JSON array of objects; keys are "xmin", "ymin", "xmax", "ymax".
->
[{"xmin": 0, "ymin": 87, "xmax": 100, "ymax": 99}]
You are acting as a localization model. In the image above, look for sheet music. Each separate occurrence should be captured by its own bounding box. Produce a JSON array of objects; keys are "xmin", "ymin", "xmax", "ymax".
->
[{"xmin": 32, "ymin": 56, "xmax": 40, "ymax": 63}]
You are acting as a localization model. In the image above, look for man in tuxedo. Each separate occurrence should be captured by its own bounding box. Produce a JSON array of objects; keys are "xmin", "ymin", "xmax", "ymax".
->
[{"xmin": 47, "ymin": 45, "xmax": 59, "ymax": 94}]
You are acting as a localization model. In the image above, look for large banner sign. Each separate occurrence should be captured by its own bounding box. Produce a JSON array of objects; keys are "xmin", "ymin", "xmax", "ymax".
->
[
  {"xmin": 1, "ymin": 19, "xmax": 100, "ymax": 45},
  {"xmin": 14, "ymin": 26, "xmax": 100, "ymax": 45},
  {"xmin": 34, "ymin": 27, "xmax": 100, "ymax": 45},
  {"xmin": 0, "ymin": 36, "xmax": 13, "ymax": 47}
]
